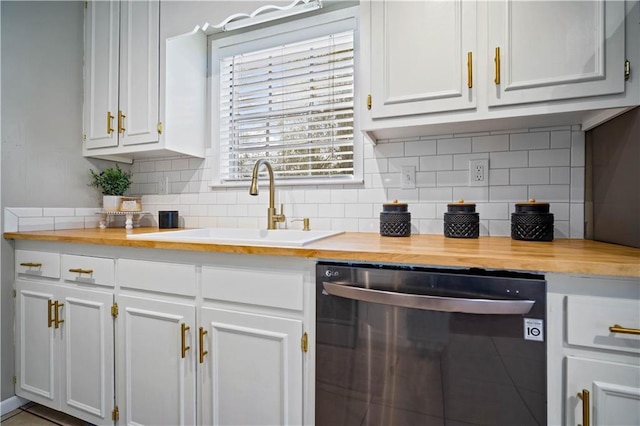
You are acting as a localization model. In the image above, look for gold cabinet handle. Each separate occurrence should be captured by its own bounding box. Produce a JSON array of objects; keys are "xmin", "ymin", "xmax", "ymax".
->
[
  {"xmin": 366, "ymin": 94, "xmax": 372, "ymax": 110},
  {"xmin": 181, "ymin": 323, "xmax": 190, "ymax": 359},
  {"xmin": 494, "ymin": 47, "xmax": 501, "ymax": 85},
  {"xmin": 54, "ymin": 301, "xmax": 64, "ymax": 329},
  {"xmin": 118, "ymin": 110, "xmax": 126, "ymax": 134},
  {"xmin": 107, "ymin": 111, "xmax": 114, "ymax": 135},
  {"xmin": 577, "ymin": 389, "xmax": 590, "ymax": 426},
  {"xmin": 609, "ymin": 324, "xmax": 640, "ymax": 335},
  {"xmin": 467, "ymin": 51, "xmax": 473, "ymax": 88},
  {"xmin": 68, "ymin": 268, "xmax": 94, "ymax": 276},
  {"xmin": 48, "ymin": 299, "xmax": 55, "ymax": 328},
  {"xmin": 199, "ymin": 327, "xmax": 208, "ymax": 364},
  {"xmin": 20, "ymin": 262, "xmax": 42, "ymax": 268}
]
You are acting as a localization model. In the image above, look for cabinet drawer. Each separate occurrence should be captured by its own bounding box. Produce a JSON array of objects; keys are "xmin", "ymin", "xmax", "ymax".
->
[
  {"xmin": 15, "ymin": 249, "xmax": 60, "ymax": 279},
  {"xmin": 118, "ymin": 259, "xmax": 196, "ymax": 297},
  {"xmin": 61, "ymin": 254, "xmax": 115, "ymax": 287},
  {"xmin": 201, "ymin": 266, "xmax": 304, "ymax": 311},
  {"xmin": 567, "ymin": 295, "xmax": 640, "ymax": 354}
]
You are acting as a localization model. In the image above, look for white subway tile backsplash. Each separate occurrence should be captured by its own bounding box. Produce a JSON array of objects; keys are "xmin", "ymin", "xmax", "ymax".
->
[
  {"xmin": 510, "ymin": 132, "xmax": 549, "ymax": 151},
  {"xmin": 419, "ymin": 187, "xmax": 453, "ymax": 202},
  {"xmin": 437, "ymin": 137, "xmax": 471, "ymax": 155},
  {"xmin": 570, "ymin": 203, "xmax": 585, "ymax": 239},
  {"xmin": 4, "ymin": 210, "xmax": 18, "ymax": 232},
  {"xmin": 453, "ymin": 153, "xmax": 489, "ymax": 170},
  {"xmin": 551, "ymin": 131, "xmax": 571, "ymax": 148},
  {"xmin": 490, "ymin": 186, "xmax": 528, "ymax": 202},
  {"xmin": 9, "ymin": 125, "xmax": 586, "ymax": 237},
  {"xmin": 489, "ymin": 169, "xmax": 509, "ymax": 186},
  {"xmin": 388, "ymin": 188, "xmax": 420, "ymax": 202},
  {"xmin": 415, "ymin": 171, "xmax": 436, "ymax": 187},
  {"xmin": 405, "ymin": 140, "xmax": 437, "ymax": 156},
  {"xmin": 472, "ymin": 134, "xmax": 509, "ymax": 152},
  {"xmin": 571, "ymin": 167, "xmax": 585, "ymax": 202},
  {"xmin": 529, "ymin": 149, "xmax": 570, "ymax": 167},
  {"xmin": 19, "ymin": 217, "xmax": 54, "ymax": 232},
  {"xmin": 452, "ymin": 187, "xmax": 489, "ymax": 203},
  {"xmin": 8, "ymin": 207, "xmax": 43, "ymax": 217},
  {"xmin": 528, "ymin": 185, "xmax": 570, "ymax": 202},
  {"xmin": 374, "ymin": 141, "xmax": 405, "ymax": 158},
  {"xmin": 550, "ymin": 167, "xmax": 570, "ymax": 185},
  {"xmin": 488, "ymin": 220, "xmax": 510, "ymax": 237},
  {"xmin": 490, "ymin": 151, "xmax": 528, "ymax": 169},
  {"xmin": 510, "ymin": 168, "xmax": 550, "ymax": 185},
  {"xmin": 54, "ymin": 216, "xmax": 85, "ymax": 230},
  {"xmin": 475, "ymin": 203, "xmax": 509, "ymax": 220},
  {"xmin": 571, "ymin": 131, "xmax": 585, "ymax": 167},
  {"xmin": 436, "ymin": 170, "xmax": 467, "ymax": 186},
  {"xmin": 420, "ymin": 155, "xmax": 453, "ymax": 171}
]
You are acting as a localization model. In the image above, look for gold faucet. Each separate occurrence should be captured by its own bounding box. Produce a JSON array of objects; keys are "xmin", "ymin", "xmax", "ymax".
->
[{"xmin": 249, "ymin": 159, "xmax": 285, "ymax": 230}]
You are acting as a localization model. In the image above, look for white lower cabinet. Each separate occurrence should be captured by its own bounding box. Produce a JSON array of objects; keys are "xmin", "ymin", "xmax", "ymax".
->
[
  {"xmin": 547, "ymin": 273, "xmax": 640, "ymax": 425},
  {"xmin": 199, "ymin": 307, "xmax": 303, "ymax": 425},
  {"xmin": 15, "ymin": 279, "xmax": 115, "ymax": 425},
  {"xmin": 116, "ymin": 294, "xmax": 196, "ymax": 425},
  {"xmin": 567, "ymin": 356, "xmax": 640, "ymax": 426}
]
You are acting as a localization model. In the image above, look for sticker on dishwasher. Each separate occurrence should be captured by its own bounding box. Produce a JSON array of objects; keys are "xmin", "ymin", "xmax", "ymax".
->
[{"xmin": 524, "ymin": 318, "xmax": 544, "ymax": 342}]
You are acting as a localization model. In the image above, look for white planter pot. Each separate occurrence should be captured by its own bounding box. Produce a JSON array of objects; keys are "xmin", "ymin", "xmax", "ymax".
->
[{"xmin": 102, "ymin": 195, "xmax": 122, "ymax": 211}]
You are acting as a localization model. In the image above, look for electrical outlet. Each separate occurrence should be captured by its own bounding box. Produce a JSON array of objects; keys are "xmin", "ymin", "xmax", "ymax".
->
[
  {"xmin": 401, "ymin": 165, "xmax": 416, "ymax": 189},
  {"xmin": 469, "ymin": 159, "xmax": 489, "ymax": 187},
  {"xmin": 158, "ymin": 176, "xmax": 169, "ymax": 195}
]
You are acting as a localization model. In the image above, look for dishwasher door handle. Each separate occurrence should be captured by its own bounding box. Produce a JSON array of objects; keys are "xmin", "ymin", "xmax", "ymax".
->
[{"xmin": 322, "ymin": 282, "xmax": 535, "ymax": 315}]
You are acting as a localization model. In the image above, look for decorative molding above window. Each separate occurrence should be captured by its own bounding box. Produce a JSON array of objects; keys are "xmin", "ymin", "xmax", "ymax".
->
[{"xmin": 202, "ymin": 0, "xmax": 323, "ymax": 33}]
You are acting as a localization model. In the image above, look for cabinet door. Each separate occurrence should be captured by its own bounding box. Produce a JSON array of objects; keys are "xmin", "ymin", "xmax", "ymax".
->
[
  {"xmin": 566, "ymin": 356, "xmax": 640, "ymax": 426},
  {"xmin": 15, "ymin": 280, "xmax": 58, "ymax": 407},
  {"xmin": 200, "ymin": 307, "xmax": 303, "ymax": 426},
  {"xmin": 118, "ymin": 0, "xmax": 159, "ymax": 147},
  {"xmin": 83, "ymin": 0, "xmax": 120, "ymax": 150},
  {"xmin": 369, "ymin": 0, "xmax": 476, "ymax": 118},
  {"xmin": 487, "ymin": 0, "xmax": 625, "ymax": 106},
  {"xmin": 117, "ymin": 295, "xmax": 196, "ymax": 425},
  {"xmin": 59, "ymin": 287, "xmax": 115, "ymax": 426}
]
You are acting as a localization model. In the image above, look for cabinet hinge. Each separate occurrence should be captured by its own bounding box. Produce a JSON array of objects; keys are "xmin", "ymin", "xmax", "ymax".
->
[
  {"xmin": 84, "ymin": 1, "xmax": 87, "ymax": 9},
  {"xmin": 625, "ymin": 59, "xmax": 631, "ymax": 81},
  {"xmin": 112, "ymin": 406, "xmax": 119, "ymax": 421},
  {"xmin": 83, "ymin": 134, "xmax": 86, "ymax": 142},
  {"xmin": 13, "ymin": 289, "xmax": 16, "ymax": 298},
  {"xmin": 301, "ymin": 332, "xmax": 308, "ymax": 353},
  {"xmin": 366, "ymin": 94, "xmax": 372, "ymax": 110},
  {"xmin": 111, "ymin": 303, "xmax": 118, "ymax": 318},
  {"xmin": 157, "ymin": 122, "xmax": 163, "ymax": 134},
  {"xmin": 13, "ymin": 376, "xmax": 17, "ymax": 385}
]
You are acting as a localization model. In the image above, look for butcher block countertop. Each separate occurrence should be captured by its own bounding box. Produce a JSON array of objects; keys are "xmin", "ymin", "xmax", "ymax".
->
[{"xmin": 4, "ymin": 227, "xmax": 640, "ymax": 278}]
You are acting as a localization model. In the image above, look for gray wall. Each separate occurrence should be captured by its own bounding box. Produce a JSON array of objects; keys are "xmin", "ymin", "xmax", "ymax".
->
[{"xmin": 0, "ymin": 1, "xmax": 97, "ymax": 401}]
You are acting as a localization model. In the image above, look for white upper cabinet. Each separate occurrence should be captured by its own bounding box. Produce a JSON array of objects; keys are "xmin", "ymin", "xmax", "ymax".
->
[
  {"xmin": 361, "ymin": 0, "xmax": 640, "ymax": 141},
  {"xmin": 83, "ymin": 0, "xmax": 206, "ymax": 162},
  {"xmin": 487, "ymin": 0, "xmax": 625, "ymax": 106},
  {"xmin": 369, "ymin": 0, "xmax": 477, "ymax": 117}
]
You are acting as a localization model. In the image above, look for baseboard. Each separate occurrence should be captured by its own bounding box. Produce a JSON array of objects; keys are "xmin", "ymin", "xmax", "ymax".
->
[{"xmin": 1, "ymin": 395, "xmax": 29, "ymax": 415}]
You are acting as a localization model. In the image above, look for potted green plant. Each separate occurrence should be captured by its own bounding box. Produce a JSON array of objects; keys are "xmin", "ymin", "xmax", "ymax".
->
[{"xmin": 89, "ymin": 164, "xmax": 133, "ymax": 211}]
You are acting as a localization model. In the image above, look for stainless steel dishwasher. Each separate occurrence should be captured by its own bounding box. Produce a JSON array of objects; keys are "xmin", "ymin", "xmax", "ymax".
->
[{"xmin": 316, "ymin": 262, "xmax": 546, "ymax": 426}]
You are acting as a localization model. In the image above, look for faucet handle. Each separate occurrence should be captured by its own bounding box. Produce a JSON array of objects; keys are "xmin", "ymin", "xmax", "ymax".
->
[{"xmin": 291, "ymin": 218, "xmax": 310, "ymax": 231}]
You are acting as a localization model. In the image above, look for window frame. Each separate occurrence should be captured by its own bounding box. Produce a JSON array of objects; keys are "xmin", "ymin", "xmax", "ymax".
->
[{"xmin": 209, "ymin": 6, "xmax": 362, "ymax": 188}]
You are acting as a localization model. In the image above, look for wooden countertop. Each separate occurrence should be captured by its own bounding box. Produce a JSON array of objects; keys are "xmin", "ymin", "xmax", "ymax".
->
[{"xmin": 4, "ymin": 227, "xmax": 640, "ymax": 278}]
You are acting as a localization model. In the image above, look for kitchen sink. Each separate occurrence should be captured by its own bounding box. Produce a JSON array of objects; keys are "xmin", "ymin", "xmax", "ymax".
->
[{"xmin": 126, "ymin": 228, "xmax": 343, "ymax": 247}]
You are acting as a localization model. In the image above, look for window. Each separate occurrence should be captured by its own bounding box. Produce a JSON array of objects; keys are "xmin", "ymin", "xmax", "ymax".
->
[{"xmin": 211, "ymin": 7, "xmax": 360, "ymax": 186}]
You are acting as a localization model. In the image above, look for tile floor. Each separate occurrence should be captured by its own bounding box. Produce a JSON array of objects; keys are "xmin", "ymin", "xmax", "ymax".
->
[{"xmin": 1, "ymin": 402, "xmax": 90, "ymax": 426}]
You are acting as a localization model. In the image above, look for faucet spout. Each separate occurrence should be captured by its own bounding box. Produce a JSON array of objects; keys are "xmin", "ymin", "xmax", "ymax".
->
[{"xmin": 249, "ymin": 159, "xmax": 285, "ymax": 229}]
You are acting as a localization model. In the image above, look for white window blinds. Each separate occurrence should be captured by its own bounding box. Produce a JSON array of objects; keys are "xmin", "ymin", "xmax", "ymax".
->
[{"xmin": 218, "ymin": 30, "xmax": 355, "ymax": 182}]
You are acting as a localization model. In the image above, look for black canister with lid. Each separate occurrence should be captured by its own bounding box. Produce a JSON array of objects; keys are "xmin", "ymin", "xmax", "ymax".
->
[
  {"xmin": 380, "ymin": 200, "xmax": 411, "ymax": 237},
  {"xmin": 511, "ymin": 199, "xmax": 554, "ymax": 241},
  {"xmin": 444, "ymin": 200, "xmax": 479, "ymax": 238}
]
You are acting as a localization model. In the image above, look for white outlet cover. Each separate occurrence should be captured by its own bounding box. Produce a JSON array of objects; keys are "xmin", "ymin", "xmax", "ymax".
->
[
  {"xmin": 469, "ymin": 159, "xmax": 489, "ymax": 187},
  {"xmin": 401, "ymin": 165, "xmax": 416, "ymax": 189}
]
